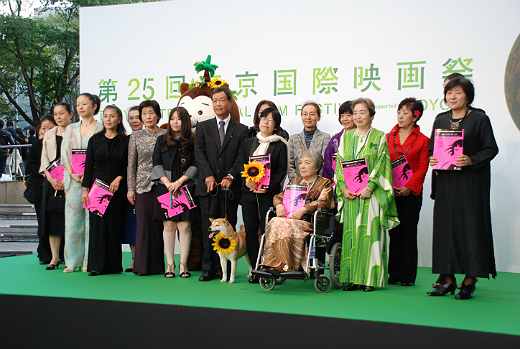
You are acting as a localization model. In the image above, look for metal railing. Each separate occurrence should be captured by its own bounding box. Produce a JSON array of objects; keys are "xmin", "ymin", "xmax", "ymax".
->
[{"xmin": 0, "ymin": 144, "xmax": 33, "ymax": 181}]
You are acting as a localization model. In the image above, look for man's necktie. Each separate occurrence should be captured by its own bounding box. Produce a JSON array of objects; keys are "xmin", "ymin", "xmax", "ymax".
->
[{"xmin": 219, "ymin": 120, "xmax": 225, "ymax": 146}]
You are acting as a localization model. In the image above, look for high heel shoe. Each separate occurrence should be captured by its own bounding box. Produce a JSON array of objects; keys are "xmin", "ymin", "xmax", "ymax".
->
[
  {"xmin": 455, "ymin": 283, "xmax": 476, "ymax": 299},
  {"xmin": 46, "ymin": 261, "xmax": 60, "ymax": 270},
  {"xmin": 427, "ymin": 280, "xmax": 457, "ymax": 296},
  {"xmin": 63, "ymin": 267, "xmax": 76, "ymax": 273},
  {"xmin": 179, "ymin": 263, "xmax": 191, "ymax": 278},
  {"xmin": 165, "ymin": 263, "xmax": 175, "ymax": 278}
]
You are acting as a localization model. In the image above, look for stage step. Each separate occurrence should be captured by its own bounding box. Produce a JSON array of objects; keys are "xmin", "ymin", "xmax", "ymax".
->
[{"xmin": 0, "ymin": 204, "xmax": 37, "ymax": 220}]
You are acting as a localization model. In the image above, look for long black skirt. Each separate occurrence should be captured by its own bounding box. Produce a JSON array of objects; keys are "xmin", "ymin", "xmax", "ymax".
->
[
  {"xmin": 133, "ymin": 187, "xmax": 164, "ymax": 275},
  {"xmin": 87, "ymin": 187, "xmax": 126, "ymax": 274}
]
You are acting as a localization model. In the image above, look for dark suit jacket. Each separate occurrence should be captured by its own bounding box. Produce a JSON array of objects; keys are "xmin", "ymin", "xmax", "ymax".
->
[
  {"xmin": 194, "ymin": 117, "xmax": 249, "ymax": 197},
  {"xmin": 151, "ymin": 134, "xmax": 198, "ymax": 188},
  {"xmin": 239, "ymin": 136, "xmax": 288, "ymax": 195}
]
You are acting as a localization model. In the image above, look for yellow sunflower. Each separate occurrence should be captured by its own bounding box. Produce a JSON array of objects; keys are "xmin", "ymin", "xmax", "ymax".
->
[
  {"xmin": 241, "ymin": 161, "xmax": 265, "ymax": 183},
  {"xmin": 212, "ymin": 233, "xmax": 236, "ymax": 254},
  {"xmin": 209, "ymin": 77, "xmax": 227, "ymax": 89}
]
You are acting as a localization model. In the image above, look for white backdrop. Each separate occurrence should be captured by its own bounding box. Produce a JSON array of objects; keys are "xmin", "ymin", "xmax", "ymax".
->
[{"xmin": 80, "ymin": 0, "xmax": 520, "ymax": 272}]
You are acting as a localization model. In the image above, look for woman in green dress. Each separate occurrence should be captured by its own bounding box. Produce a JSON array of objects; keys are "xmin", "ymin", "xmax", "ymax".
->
[{"xmin": 335, "ymin": 97, "xmax": 399, "ymax": 292}]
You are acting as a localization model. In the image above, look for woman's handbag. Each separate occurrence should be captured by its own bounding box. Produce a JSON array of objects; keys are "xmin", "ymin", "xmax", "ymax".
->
[{"xmin": 47, "ymin": 189, "xmax": 65, "ymax": 213}]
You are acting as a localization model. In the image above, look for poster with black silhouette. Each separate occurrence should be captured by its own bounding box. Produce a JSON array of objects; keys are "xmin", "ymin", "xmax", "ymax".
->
[
  {"xmin": 156, "ymin": 185, "xmax": 197, "ymax": 219},
  {"xmin": 432, "ymin": 129, "xmax": 464, "ymax": 170},
  {"xmin": 391, "ymin": 156, "xmax": 413, "ymax": 187},
  {"xmin": 341, "ymin": 158, "xmax": 368, "ymax": 194}
]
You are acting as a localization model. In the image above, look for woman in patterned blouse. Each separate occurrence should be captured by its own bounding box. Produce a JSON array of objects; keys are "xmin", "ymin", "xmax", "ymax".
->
[{"xmin": 127, "ymin": 100, "xmax": 167, "ymax": 275}]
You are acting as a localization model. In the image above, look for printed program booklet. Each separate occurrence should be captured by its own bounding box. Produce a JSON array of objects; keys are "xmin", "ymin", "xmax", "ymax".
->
[
  {"xmin": 46, "ymin": 159, "xmax": 64, "ymax": 182},
  {"xmin": 83, "ymin": 178, "xmax": 113, "ymax": 217},
  {"xmin": 341, "ymin": 158, "xmax": 368, "ymax": 194},
  {"xmin": 249, "ymin": 154, "xmax": 271, "ymax": 190},
  {"xmin": 71, "ymin": 149, "xmax": 87, "ymax": 174},
  {"xmin": 432, "ymin": 129, "xmax": 464, "ymax": 170},
  {"xmin": 156, "ymin": 185, "xmax": 197, "ymax": 219},
  {"xmin": 391, "ymin": 156, "xmax": 413, "ymax": 188},
  {"xmin": 283, "ymin": 184, "xmax": 308, "ymax": 218}
]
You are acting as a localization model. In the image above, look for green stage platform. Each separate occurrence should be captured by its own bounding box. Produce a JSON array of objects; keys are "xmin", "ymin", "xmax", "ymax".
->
[{"xmin": 1, "ymin": 253, "xmax": 520, "ymax": 337}]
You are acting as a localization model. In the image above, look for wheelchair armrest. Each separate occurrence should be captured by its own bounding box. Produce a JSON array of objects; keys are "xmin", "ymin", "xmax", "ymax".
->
[{"xmin": 266, "ymin": 207, "xmax": 276, "ymax": 223}]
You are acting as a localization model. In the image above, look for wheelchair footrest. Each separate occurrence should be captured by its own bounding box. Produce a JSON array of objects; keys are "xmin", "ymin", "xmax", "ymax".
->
[
  {"xmin": 280, "ymin": 271, "xmax": 307, "ymax": 280},
  {"xmin": 251, "ymin": 270, "xmax": 276, "ymax": 279}
]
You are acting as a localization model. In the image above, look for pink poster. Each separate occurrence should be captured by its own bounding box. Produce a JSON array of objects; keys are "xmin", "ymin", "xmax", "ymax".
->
[
  {"xmin": 283, "ymin": 184, "xmax": 308, "ymax": 218},
  {"xmin": 156, "ymin": 185, "xmax": 197, "ymax": 219},
  {"xmin": 71, "ymin": 149, "xmax": 87, "ymax": 174},
  {"xmin": 432, "ymin": 129, "xmax": 464, "ymax": 170},
  {"xmin": 391, "ymin": 156, "xmax": 413, "ymax": 188},
  {"xmin": 249, "ymin": 154, "xmax": 271, "ymax": 190},
  {"xmin": 341, "ymin": 158, "xmax": 368, "ymax": 194},
  {"xmin": 46, "ymin": 159, "xmax": 64, "ymax": 182},
  {"xmin": 83, "ymin": 178, "xmax": 113, "ymax": 217}
]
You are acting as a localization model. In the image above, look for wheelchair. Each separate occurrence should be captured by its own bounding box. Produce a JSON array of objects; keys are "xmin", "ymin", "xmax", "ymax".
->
[{"xmin": 251, "ymin": 207, "xmax": 344, "ymax": 293}]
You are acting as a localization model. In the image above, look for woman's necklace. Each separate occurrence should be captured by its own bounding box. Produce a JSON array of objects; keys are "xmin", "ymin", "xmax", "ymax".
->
[
  {"xmin": 393, "ymin": 129, "xmax": 418, "ymax": 156},
  {"xmin": 450, "ymin": 109, "xmax": 469, "ymax": 130},
  {"xmin": 57, "ymin": 126, "xmax": 66, "ymax": 136},
  {"xmin": 82, "ymin": 118, "xmax": 94, "ymax": 128},
  {"xmin": 353, "ymin": 127, "xmax": 372, "ymax": 159},
  {"xmin": 106, "ymin": 131, "xmax": 117, "ymax": 138},
  {"xmin": 304, "ymin": 176, "xmax": 318, "ymax": 190}
]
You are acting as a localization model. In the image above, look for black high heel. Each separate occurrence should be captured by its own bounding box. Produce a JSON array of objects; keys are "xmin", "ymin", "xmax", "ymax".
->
[
  {"xmin": 455, "ymin": 283, "xmax": 476, "ymax": 300},
  {"xmin": 427, "ymin": 280, "xmax": 457, "ymax": 296},
  {"xmin": 165, "ymin": 263, "xmax": 175, "ymax": 278},
  {"xmin": 46, "ymin": 261, "xmax": 60, "ymax": 270}
]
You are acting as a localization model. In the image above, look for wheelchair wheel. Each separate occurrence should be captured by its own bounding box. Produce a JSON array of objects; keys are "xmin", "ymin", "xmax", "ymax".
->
[
  {"xmin": 260, "ymin": 277, "xmax": 275, "ymax": 290},
  {"xmin": 314, "ymin": 274, "xmax": 332, "ymax": 293},
  {"xmin": 329, "ymin": 242, "xmax": 344, "ymax": 289}
]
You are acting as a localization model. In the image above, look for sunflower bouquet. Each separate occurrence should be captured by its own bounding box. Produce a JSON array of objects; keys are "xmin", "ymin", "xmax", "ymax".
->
[{"xmin": 241, "ymin": 160, "xmax": 266, "ymax": 190}]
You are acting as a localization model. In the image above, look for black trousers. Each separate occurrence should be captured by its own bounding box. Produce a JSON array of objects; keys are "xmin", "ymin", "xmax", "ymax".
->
[
  {"xmin": 241, "ymin": 191, "xmax": 274, "ymax": 269},
  {"xmin": 388, "ymin": 191, "xmax": 423, "ymax": 283},
  {"xmin": 199, "ymin": 189, "xmax": 239, "ymax": 273}
]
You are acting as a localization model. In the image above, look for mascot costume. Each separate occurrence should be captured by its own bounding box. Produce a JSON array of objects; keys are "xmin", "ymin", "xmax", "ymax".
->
[{"xmin": 178, "ymin": 56, "xmax": 241, "ymax": 270}]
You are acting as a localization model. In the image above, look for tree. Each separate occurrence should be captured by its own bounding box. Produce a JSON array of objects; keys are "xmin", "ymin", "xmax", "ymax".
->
[{"xmin": 0, "ymin": 0, "xmax": 144, "ymax": 127}]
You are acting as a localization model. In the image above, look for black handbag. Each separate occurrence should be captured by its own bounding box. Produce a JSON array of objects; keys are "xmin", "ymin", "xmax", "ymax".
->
[
  {"xmin": 23, "ymin": 184, "xmax": 37, "ymax": 205},
  {"xmin": 47, "ymin": 189, "xmax": 65, "ymax": 213}
]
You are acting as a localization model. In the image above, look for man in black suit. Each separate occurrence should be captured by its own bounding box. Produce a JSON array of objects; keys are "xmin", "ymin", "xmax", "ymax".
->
[{"xmin": 194, "ymin": 86, "xmax": 249, "ymax": 281}]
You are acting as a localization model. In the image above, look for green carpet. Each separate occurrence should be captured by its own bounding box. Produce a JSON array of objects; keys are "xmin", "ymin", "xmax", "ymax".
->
[{"xmin": 1, "ymin": 253, "xmax": 519, "ymax": 336}]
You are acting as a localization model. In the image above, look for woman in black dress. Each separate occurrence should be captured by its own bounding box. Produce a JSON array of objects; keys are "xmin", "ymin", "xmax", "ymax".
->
[
  {"xmin": 81, "ymin": 105, "xmax": 129, "ymax": 276},
  {"xmin": 152, "ymin": 107, "xmax": 199, "ymax": 278},
  {"xmin": 427, "ymin": 77, "xmax": 498, "ymax": 299},
  {"xmin": 25, "ymin": 114, "xmax": 56, "ymax": 264},
  {"xmin": 238, "ymin": 107, "xmax": 288, "ymax": 283},
  {"xmin": 40, "ymin": 103, "xmax": 73, "ymax": 270}
]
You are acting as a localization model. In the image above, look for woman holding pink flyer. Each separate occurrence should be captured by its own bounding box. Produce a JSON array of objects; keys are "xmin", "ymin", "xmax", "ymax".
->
[
  {"xmin": 335, "ymin": 98, "xmax": 399, "ymax": 292},
  {"xmin": 427, "ymin": 77, "xmax": 498, "ymax": 300},
  {"xmin": 261, "ymin": 150, "xmax": 333, "ymax": 274},
  {"xmin": 151, "ymin": 107, "xmax": 199, "ymax": 278},
  {"xmin": 39, "ymin": 104, "xmax": 73, "ymax": 270},
  {"xmin": 82, "ymin": 105, "xmax": 128, "ymax": 276},
  {"xmin": 61, "ymin": 93, "xmax": 104, "ymax": 273},
  {"xmin": 386, "ymin": 98, "xmax": 429, "ymax": 286},
  {"xmin": 238, "ymin": 107, "xmax": 288, "ymax": 283}
]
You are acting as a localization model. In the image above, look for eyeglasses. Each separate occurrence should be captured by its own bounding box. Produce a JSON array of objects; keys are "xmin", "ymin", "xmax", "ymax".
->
[
  {"xmin": 302, "ymin": 113, "xmax": 317, "ymax": 117},
  {"xmin": 259, "ymin": 117, "xmax": 273, "ymax": 122}
]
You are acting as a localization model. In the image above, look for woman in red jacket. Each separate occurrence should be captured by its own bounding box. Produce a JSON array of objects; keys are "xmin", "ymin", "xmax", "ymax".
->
[{"xmin": 386, "ymin": 98, "xmax": 429, "ymax": 286}]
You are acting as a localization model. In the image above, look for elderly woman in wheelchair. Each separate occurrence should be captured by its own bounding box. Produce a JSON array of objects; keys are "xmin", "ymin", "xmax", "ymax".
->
[{"xmin": 253, "ymin": 150, "xmax": 337, "ymax": 292}]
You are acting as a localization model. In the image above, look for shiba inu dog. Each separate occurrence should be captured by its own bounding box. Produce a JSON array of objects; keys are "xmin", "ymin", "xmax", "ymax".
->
[{"xmin": 208, "ymin": 218, "xmax": 252, "ymax": 283}]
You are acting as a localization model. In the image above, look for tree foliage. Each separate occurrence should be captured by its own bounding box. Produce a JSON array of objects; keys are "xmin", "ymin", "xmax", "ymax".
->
[{"xmin": 0, "ymin": 0, "xmax": 144, "ymax": 127}]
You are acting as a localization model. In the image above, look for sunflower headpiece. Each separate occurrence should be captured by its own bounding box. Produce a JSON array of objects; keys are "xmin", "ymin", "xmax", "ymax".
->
[
  {"xmin": 212, "ymin": 233, "xmax": 237, "ymax": 254},
  {"xmin": 241, "ymin": 161, "xmax": 265, "ymax": 183}
]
